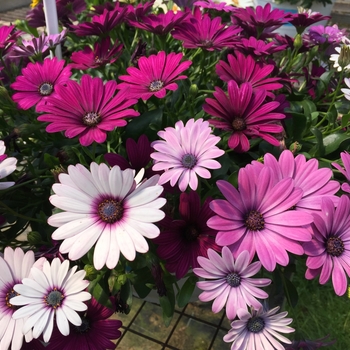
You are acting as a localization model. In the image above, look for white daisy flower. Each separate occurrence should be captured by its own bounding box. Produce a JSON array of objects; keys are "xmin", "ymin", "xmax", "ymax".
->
[
  {"xmin": 341, "ymin": 77, "xmax": 350, "ymax": 101},
  {"xmin": 11, "ymin": 258, "xmax": 91, "ymax": 343},
  {"xmin": 47, "ymin": 162, "xmax": 166, "ymax": 270},
  {"xmin": 0, "ymin": 140, "xmax": 17, "ymax": 190}
]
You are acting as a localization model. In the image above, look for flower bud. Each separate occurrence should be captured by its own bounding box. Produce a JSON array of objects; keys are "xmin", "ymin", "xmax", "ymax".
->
[
  {"xmin": 189, "ymin": 84, "xmax": 198, "ymax": 98},
  {"xmin": 293, "ymin": 34, "xmax": 303, "ymax": 51},
  {"xmin": 338, "ymin": 45, "xmax": 350, "ymax": 69}
]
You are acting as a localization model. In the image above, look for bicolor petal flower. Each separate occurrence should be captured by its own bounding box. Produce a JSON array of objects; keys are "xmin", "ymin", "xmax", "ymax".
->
[
  {"xmin": 47, "ymin": 162, "xmax": 166, "ymax": 270},
  {"xmin": 304, "ymin": 196, "xmax": 350, "ymax": 296},
  {"xmin": 0, "ymin": 140, "xmax": 17, "ymax": 190},
  {"xmin": 194, "ymin": 247, "xmax": 271, "ymax": 320},
  {"xmin": 151, "ymin": 118, "xmax": 224, "ymax": 192},
  {"xmin": 11, "ymin": 258, "xmax": 91, "ymax": 343}
]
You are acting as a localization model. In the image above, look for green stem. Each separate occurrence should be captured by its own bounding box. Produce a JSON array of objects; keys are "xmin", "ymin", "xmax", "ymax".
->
[{"xmin": 0, "ymin": 201, "xmax": 45, "ymax": 223}]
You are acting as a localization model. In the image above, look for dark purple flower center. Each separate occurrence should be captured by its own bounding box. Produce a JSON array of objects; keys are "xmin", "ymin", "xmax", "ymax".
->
[
  {"xmin": 38, "ymin": 82, "xmax": 54, "ymax": 96},
  {"xmin": 83, "ymin": 112, "xmax": 101, "ymax": 126},
  {"xmin": 181, "ymin": 153, "xmax": 197, "ymax": 169},
  {"xmin": 247, "ymin": 316, "xmax": 265, "ymax": 333},
  {"xmin": 326, "ymin": 236, "xmax": 344, "ymax": 257},
  {"xmin": 75, "ymin": 317, "xmax": 90, "ymax": 333},
  {"xmin": 201, "ymin": 39, "xmax": 213, "ymax": 48},
  {"xmin": 184, "ymin": 225, "xmax": 199, "ymax": 242},
  {"xmin": 95, "ymin": 56, "xmax": 102, "ymax": 64},
  {"xmin": 226, "ymin": 272, "xmax": 241, "ymax": 287},
  {"xmin": 149, "ymin": 80, "xmax": 164, "ymax": 92},
  {"xmin": 232, "ymin": 117, "xmax": 246, "ymax": 131},
  {"xmin": 6, "ymin": 288, "xmax": 19, "ymax": 309},
  {"xmin": 245, "ymin": 210, "xmax": 265, "ymax": 231},
  {"xmin": 45, "ymin": 288, "xmax": 64, "ymax": 309},
  {"xmin": 98, "ymin": 199, "xmax": 123, "ymax": 223}
]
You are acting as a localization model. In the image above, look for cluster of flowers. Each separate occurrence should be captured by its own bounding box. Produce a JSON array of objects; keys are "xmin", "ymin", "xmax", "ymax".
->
[{"xmin": 0, "ymin": 0, "xmax": 350, "ymax": 348}]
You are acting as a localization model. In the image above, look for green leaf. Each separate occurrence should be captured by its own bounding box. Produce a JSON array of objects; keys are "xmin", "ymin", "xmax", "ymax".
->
[
  {"xmin": 341, "ymin": 114, "xmax": 350, "ymax": 128},
  {"xmin": 159, "ymin": 294, "xmax": 174, "ymax": 327},
  {"xmin": 283, "ymin": 278, "xmax": 299, "ymax": 308},
  {"xmin": 284, "ymin": 113, "xmax": 307, "ymax": 140},
  {"xmin": 90, "ymin": 282, "xmax": 113, "ymax": 309},
  {"xmin": 309, "ymin": 127, "xmax": 325, "ymax": 157},
  {"xmin": 323, "ymin": 133, "xmax": 350, "ymax": 155},
  {"xmin": 300, "ymin": 100, "xmax": 316, "ymax": 117},
  {"xmin": 176, "ymin": 275, "xmax": 198, "ymax": 308},
  {"xmin": 44, "ymin": 153, "xmax": 60, "ymax": 168}
]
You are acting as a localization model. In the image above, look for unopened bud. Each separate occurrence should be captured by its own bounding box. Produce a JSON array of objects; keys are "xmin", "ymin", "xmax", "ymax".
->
[
  {"xmin": 51, "ymin": 165, "xmax": 67, "ymax": 183},
  {"xmin": 338, "ymin": 45, "xmax": 350, "ymax": 69},
  {"xmin": 189, "ymin": 84, "xmax": 198, "ymax": 98},
  {"xmin": 293, "ymin": 34, "xmax": 303, "ymax": 51}
]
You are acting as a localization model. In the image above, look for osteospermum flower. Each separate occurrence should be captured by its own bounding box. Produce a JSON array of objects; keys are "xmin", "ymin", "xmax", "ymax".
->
[
  {"xmin": 304, "ymin": 196, "xmax": 350, "ymax": 296},
  {"xmin": 11, "ymin": 58, "xmax": 72, "ymax": 111},
  {"xmin": 224, "ymin": 306, "xmax": 294, "ymax": 349},
  {"xmin": 11, "ymin": 258, "xmax": 91, "ymax": 343},
  {"xmin": 47, "ymin": 162, "xmax": 166, "ymax": 270},
  {"xmin": 151, "ymin": 118, "xmax": 224, "ymax": 191},
  {"xmin": 203, "ymin": 81, "xmax": 285, "ymax": 152},
  {"xmin": 37, "ymin": 75, "xmax": 139, "ymax": 146},
  {"xmin": 235, "ymin": 36, "xmax": 287, "ymax": 57},
  {"xmin": 341, "ymin": 78, "xmax": 350, "ymax": 102},
  {"xmin": 330, "ymin": 45, "xmax": 350, "ymax": 71},
  {"xmin": 193, "ymin": 0, "xmax": 235, "ymax": 13},
  {"xmin": 332, "ymin": 151, "xmax": 350, "ymax": 193},
  {"xmin": 207, "ymin": 166, "xmax": 314, "ymax": 271},
  {"xmin": 153, "ymin": 191, "xmax": 221, "ymax": 279},
  {"xmin": 0, "ymin": 140, "xmax": 17, "ymax": 189},
  {"xmin": 118, "ymin": 51, "xmax": 192, "ymax": 100},
  {"xmin": 308, "ymin": 24, "xmax": 347, "ymax": 45},
  {"xmin": 194, "ymin": 247, "xmax": 271, "ymax": 320}
]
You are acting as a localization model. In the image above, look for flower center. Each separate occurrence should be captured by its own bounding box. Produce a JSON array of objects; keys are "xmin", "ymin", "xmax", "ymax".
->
[
  {"xmin": 326, "ymin": 236, "xmax": 344, "ymax": 257},
  {"xmin": 149, "ymin": 80, "xmax": 164, "ymax": 92},
  {"xmin": 45, "ymin": 288, "xmax": 64, "ymax": 309},
  {"xmin": 184, "ymin": 225, "xmax": 199, "ymax": 242},
  {"xmin": 74, "ymin": 317, "xmax": 90, "ymax": 333},
  {"xmin": 245, "ymin": 210, "xmax": 265, "ymax": 231},
  {"xmin": 201, "ymin": 39, "xmax": 213, "ymax": 48},
  {"xmin": 83, "ymin": 112, "xmax": 101, "ymax": 127},
  {"xmin": 38, "ymin": 82, "xmax": 54, "ymax": 96},
  {"xmin": 247, "ymin": 316, "xmax": 265, "ymax": 333},
  {"xmin": 226, "ymin": 272, "xmax": 241, "ymax": 287},
  {"xmin": 232, "ymin": 117, "xmax": 246, "ymax": 131},
  {"xmin": 181, "ymin": 153, "xmax": 197, "ymax": 169},
  {"xmin": 98, "ymin": 199, "xmax": 123, "ymax": 223},
  {"xmin": 95, "ymin": 56, "xmax": 102, "ymax": 64},
  {"xmin": 6, "ymin": 289, "xmax": 19, "ymax": 309}
]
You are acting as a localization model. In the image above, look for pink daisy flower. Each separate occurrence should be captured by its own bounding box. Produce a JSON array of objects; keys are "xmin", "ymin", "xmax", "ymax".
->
[
  {"xmin": 153, "ymin": 191, "xmax": 221, "ymax": 279},
  {"xmin": 224, "ymin": 306, "xmax": 294, "ymax": 350},
  {"xmin": 207, "ymin": 166, "xmax": 314, "ymax": 271},
  {"xmin": 0, "ymin": 140, "xmax": 17, "ymax": 190},
  {"xmin": 151, "ymin": 118, "xmax": 224, "ymax": 192},
  {"xmin": 203, "ymin": 81, "xmax": 285, "ymax": 153},
  {"xmin": 47, "ymin": 162, "xmax": 166, "ymax": 270},
  {"xmin": 37, "ymin": 75, "xmax": 139, "ymax": 146},
  {"xmin": 304, "ymin": 196, "xmax": 350, "ymax": 296},
  {"xmin": 332, "ymin": 151, "xmax": 350, "ymax": 193},
  {"xmin": 194, "ymin": 0, "xmax": 236, "ymax": 13},
  {"xmin": 117, "ymin": 51, "xmax": 192, "ymax": 100},
  {"xmin": 10, "ymin": 58, "xmax": 72, "ymax": 111},
  {"xmin": 234, "ymin": 37, "xmax": 288, "ymax": 57},
  {"xmin": 194, "ymin": 247, "xmax": 271, "ymax": 320},
  {"xmin": 0, "ymin": 25, "xmax": 19, "ymax": 55}
]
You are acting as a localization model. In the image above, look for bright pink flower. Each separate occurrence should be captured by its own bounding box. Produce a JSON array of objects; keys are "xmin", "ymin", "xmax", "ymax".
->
[
  {"xmin": 154, "ymin": 191, "xmax": 221, "ymax": 279},
  {"xmin": 37, "ymin": 75, "xmax": 139, "ymax": 146},
  {"xmin": 332, "ymin": 151, "xmax": 350, "ymax": 194},
  {"xmin": 235, "ymin": 36, "xmax": 288, "ymax": 57},
  {"xmin": 304, "ymin": 196, "xmax": 350, "ymax": 296},
  {"xmin": 118, "ymin": 51, "xmax": 191, "ymax": 100},
  {"xmin": 194, "ymin": 0, "xmax": 236, "ymax": 13},
  {"xmin": 0, "ymin": 25, "xmax": 19, "ymax": 55},
  {"xmin": 289, "ymin": 9, "xmax": 330, "ymax": 33},
  {"xmin": 151, "ymin": 118, "xmax": 224, "ymax": 192},
  {"xmin": 203, "ymin": 81, "xmax": 285, "ymax": 152},
  {"xmin": 207, "ymin": 166, "xmax": 314, "ymax": 271},
  {"xmin": 10, "ymin": 58, "xmax": 72, "ymax": 111},
  {"xmin": 194, "ymin": 247, "xmax": 271, "ymax": 320}
]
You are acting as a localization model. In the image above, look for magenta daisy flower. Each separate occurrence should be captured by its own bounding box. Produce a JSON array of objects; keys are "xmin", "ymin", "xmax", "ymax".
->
[
  {"xmin": 0, "ymin": 25, "xmax": 19, "ymax": 55},
  {"xmin": 0, "ymin": 140, "xmax": 17, "ymax": 190},
  {"xmin": 304, "ymin": 196, "xmax": 350, "ymax": 296},
  {"xmin": 194, "ymin": 247, "xmax": 271, "ymax": 320},
  {"xmin": 44, "ymin": 297, "xmax": 122, "ymax": 350},
  {"xmin": 224, "ymin": 306, "xmax": 294, "ymax": 349},
  {"xmin": 153, "ymin": 191, "xmax": 221, "ymax": 279},
  {"xmin": 193, "ymin": 0, "xmax": 236, "ymax": 13},
  {"xmin": 308, "ymin": 24, "xmax": 347, "ymax": 45},
  {"xmin": 37, "ymin": 75, "xmax": 139, "ymax": 146},
  {"xmin": 235, "ymin": 36, "xmax": 288, "ymax": 57},
  {"xmin": 289, "ymin": 10, "xmax": 330, "ymax": 34},
  {"xmin": 151, "ymin": 118, "xmax": 224, "ymax": 192},
  {"xmin": 48, "ymin": 162, "xmax": 166, "ymax": 270},
  {"xmin": 203, "ymin": 81, "xmax": 285, "ymax": 153},
  {"xmin": 118, "ymin": 51, "xmax": 192, "ymax": 100},
  {"xmin": 10, "ymin": 58, "xmax": 72, "ymax": 111},
  {"xmin": 332, "ymin": 151, "xmax": 350, "ymax": 193},
  {"xmin": 207, "ymin": 166, "xmax": 314, "ymax": 271}
]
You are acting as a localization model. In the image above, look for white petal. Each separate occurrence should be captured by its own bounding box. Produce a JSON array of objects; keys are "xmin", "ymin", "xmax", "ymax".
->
[
  {"xmin": 51, "ymin": 217, "xmax": 98, "ymax": 240},
  {"xmin": 63, "ymin": 298, "xmax": 88, "ymax": 312},
  {"xmin": 32, "ymin": 308, "xmax": 50, "ymax": 339},
  {"xmin": 22, "ymin": 307, "xmax": 47, "ymax": 335},
  {"xmin": 12, "ymin": 303, "xmax": 45, "ymax": 319},
  {"xmin": 93, "ymin": 229, "xmax": 110, "ymax": 270},
  {"xmin": 106, "ymin": 228, "xmax": 120, "ymax": 269},
  {"xmin": 48, "ymin": 212, "xmax": 90, "ymax": 227},
  {"xmin": 42, "ymin": 309, "xmax": 54, "ymax": 343},
  {"xmin": 126, "ymin": 186, "xmax": 164, "ymax": 207},
  {"xmin": 56, "ymin": 307, "xmax": 69, "ymax": 336},
  {"xmin": 65, "ymin": 291, "xmax": 91, "ymax": 303},
  {"xmin": 49, "ymin": 196, "xmax": 92, "ymax": 214},
  {"xmin": 116, "ymin": 225, "xmax": 136, "ymax": 261},
  {"xmin": 25, "ymin": 268, "xmax": 49, "ymax": 291},
  {"xmin": 126, "ymin": 208, "xmax": 165, "ymax": 222},
  {"xmin": 21, "ymin": 250, "xmax": 35, "ymax": 279},
  {"xmin": 13, "ymin": 284, "xmax": 43, "ymax": 298},
  {"xmin": 0, "ymin": 257, "xmax": 13, "ymax": 284},
  {"xmin": 50, "ymin": 258, "xmax": 61, "ymax": 287},
  {"xmin": 0, "ymin": 317, "xmax": 15, "ymax": 350},
  {"xmin": 61, "ymin": 305, "xmax": 82, "ymax": 326},
  {"xmin": 57, "ymin": 259, "xmax": 70, "ymax": 287}
]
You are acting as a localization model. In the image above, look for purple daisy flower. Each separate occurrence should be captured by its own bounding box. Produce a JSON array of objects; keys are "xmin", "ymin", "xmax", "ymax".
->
[
  {"xmin": 153, "ymin": 191, "xmax": 221, "ymax": 279},
  {"xmin": 332, "ymin": 152, "xmax": 350, "ymax": 194},
  {"xmin": 194, "ymin": 247, "xmax": 271, "ymax": 320},
  {"xmin": 37, "ymin": 75, "xmax": 139, "ymax": 146},
  {"xmin": 289, "ymin": 9, "xmax": 330, "ymax": 34},
  {"xmin": 224, "ymin": 306, "xmax": 294, "ymax": 349},
  {"xmin": 235, "ymin": 36, "xmax": 288, "ymax": 57},
  {"xmin": 151, "ymin": 118, "xmax": 224, "ymax": 192},
  {"xmin": 0, "ymin": 25, "xmax": 20, "ymax": 55},
  {"xmin": 194, "ymin": 0, "xmax": 236, "ymax": 13},
  {"xmin": 10, "ymin": 58, "xmax": 72, "ymax": 111},
  {"xmin": 304, "ymin": 195, "xmax": 350, "ymax": 296},
  {"xmin": 308, "ymin": 24, "xmax": 347, "ymax": 45},
  {"xmin": 207, "ymin": 166, "xmax": 314, "ymax": 272},
  {"xmin": 118, "ymin": 51, "xmax": 192, "ymax": 100},
  {"xmin": 203, "ymin": 81, "xmax": 285, "ymax": 152}
]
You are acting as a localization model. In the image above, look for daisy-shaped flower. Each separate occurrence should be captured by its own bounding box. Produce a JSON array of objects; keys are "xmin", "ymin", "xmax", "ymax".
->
[
  {"xmin": 207, "ymin": 166, "xmax": 314, "ymax": 271},
  {"xmin": 304, "ymin": 196, "xmax": 350, "ymax": 296},
  {"xmin": 0, "ymin": 140, "xmax": 17, "ymax": 189},
  {"xmin": 37, "ymin": 75, "xmax": 139, "ymax": 146},
  {"xmin": 151, "ymin": 118, "xmax": 224, "ymax": 192},
  {"xmin": 11, "ymin": 58, "xmax": 72, "ymax": 111},
  {"xmin": 224, "ymin": 306, "xmax": 294, "ymax": 350},
  {"xmin": 44, "ymin": 297, "xmax": 122, "ymax": 350},
  {"xmin": 341, "ymin": 78, "xmax": 350, "ymax": 102},
  {"xmin": 47, "ymin": 162, "xmax": 166, "ymax": 270},
  {"xmin": 203, "ymin": 81, "xmax": 285, "ymax": 153},
  {"xmin": 0, "ymin": 25, "xmax": 19, "ymax": 55},
  {"xmin": 153, "ymin": 191, "xmax": 221, "ymax": 279},
  {"xmin": 118, "ymin": 51, "xmax": 192, "ymax": 100},
  {"xmin": 289, "ymin": 9, "xmax": 330, "ymax": 34},
  {"xmin": 0, "ymin": 247, "xmax": 37, "ymax": 350},
  {"xmin": 330, "ymin": 44, "xmax": 350, "ymax": 72},
  {"xmin": 308, "ymin": 24, "xmax": 347, "ymax": 45},
  {"xmin": 194, "ymin": 247, "xmax": 271, "ymax": 320},
  {"xmin": 11, "ymin": 258, "xmax": 91, "ymax": 343},
  {"xmin": 193, "ymin": 0, "xmax": 236, "ymax": 13}
]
